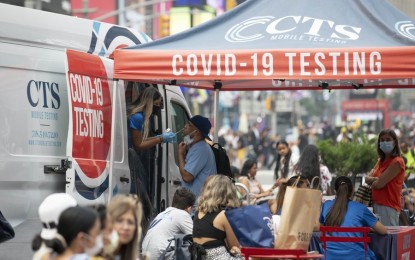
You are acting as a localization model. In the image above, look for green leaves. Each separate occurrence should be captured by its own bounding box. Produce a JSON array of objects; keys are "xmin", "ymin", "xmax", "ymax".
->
[{"xmin": 317, "ymin": 135, "xmax": 377, "ymax": 177}]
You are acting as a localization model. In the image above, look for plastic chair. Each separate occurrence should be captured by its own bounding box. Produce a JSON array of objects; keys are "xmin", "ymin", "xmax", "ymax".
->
[
  {"xmin": 235, "ymin": 182, "xmax": 250, "ymax": 204},
  {"xmin": 240, "ymin": 247, "xmax": 322, "ymax": 259},
  {"xmin": 320, "ymin": 226, "xmax": 371, "ymax": 259}
]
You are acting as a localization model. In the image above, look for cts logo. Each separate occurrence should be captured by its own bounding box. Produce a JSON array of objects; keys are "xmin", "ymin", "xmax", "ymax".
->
[
  {"xmin": 225, "ymin": 15, "xmax": 362, "ymax": 43},
  {"xmin": 27, "ymin": 80, "xmax": 60, "ymax": 109},
  {"xmin": 395, "ymin": 21, "xmax": 415, "ymax": 41},
  {"xmin": 225, "ymin": 16, "xmax": 275, "ymax": 42}
]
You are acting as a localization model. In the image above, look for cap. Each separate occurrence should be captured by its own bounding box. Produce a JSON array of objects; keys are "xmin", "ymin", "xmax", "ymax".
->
[
  {"xmin": 189, "ymin": 115, "xmax": 212, "ymax": 141},
  {"xmin": 38, "ymin": 193, "xmax": 77, "ymax": 240}
]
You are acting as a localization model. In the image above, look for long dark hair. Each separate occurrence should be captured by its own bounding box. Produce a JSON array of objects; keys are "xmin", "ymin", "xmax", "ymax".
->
[
  {"xmin": 377, "ymin": 128, "xmax": 401, "ymax": 161},
  {"xmin": 324, "ymin": 176, "xmax": 353, "ymax": 227},
  {"xmin": 47, "ymin": 206, "xmax": 98, "ymax": 254},
  {"xmin": 294, "ymin": 144, "xmax": 320, "ymax": 182},
  {"xmin": 275, "ymin": 175, "xmax": 308, "ymax": 214},
  {"xmin": 274, "ymin": 140, "xmax": 292, "ymax": 179},
  {"xmin": 240, "ymin": 159, "xmax": 257, "ymax": 180}
]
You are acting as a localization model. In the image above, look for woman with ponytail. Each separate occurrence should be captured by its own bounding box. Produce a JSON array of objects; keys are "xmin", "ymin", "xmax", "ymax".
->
[{"xmin": 320, "ymin": 176, "xmax": 387, "ymax": 259}]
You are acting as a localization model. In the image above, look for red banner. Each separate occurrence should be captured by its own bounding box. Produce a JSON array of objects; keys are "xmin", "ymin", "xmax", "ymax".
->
[
  {"xmin": 114, "ymin": 46, "xmax": 415, "ymax": 81},
  {"xmin": 66, "ymin": 50, "xmax": 112, "ymax": 178}
]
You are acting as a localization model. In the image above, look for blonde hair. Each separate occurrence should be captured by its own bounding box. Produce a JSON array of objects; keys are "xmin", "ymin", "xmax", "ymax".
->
[
  {"xmin": 107, "ymin": 194, "xmax": 143, "ymax": 260},
  {"xmin": 197, "ymin": 175, "xmax": 241, "ymax": 213},
  {"xmin": 127, "ymin": 87, "xmax": 161, "ymax": 140}
]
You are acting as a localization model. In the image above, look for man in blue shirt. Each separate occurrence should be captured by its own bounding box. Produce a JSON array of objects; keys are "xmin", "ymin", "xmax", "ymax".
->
[{"xmin": 178, "ymin": 115, "xmax": 217, "ymax": 204}]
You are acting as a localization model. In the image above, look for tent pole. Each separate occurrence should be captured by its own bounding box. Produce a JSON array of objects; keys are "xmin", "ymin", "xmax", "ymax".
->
[
  {"xmin": 108, "ymin": 79, "xmax": 118, "ymax": 203},
  {"xmin": 213, "ymin": 88, "xmax": 219, "ymax": 143}
]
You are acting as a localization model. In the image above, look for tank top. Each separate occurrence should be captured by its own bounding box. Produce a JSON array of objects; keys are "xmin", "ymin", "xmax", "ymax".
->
[{"xmin": 193, "ymin": 210, "xmax": 226, "ymax": 240}]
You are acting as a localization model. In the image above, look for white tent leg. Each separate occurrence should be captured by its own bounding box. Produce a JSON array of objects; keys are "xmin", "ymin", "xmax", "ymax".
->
[
  {"xmin": 108, "ymin": 80, "xmax": 118, "ymax": 202},
  {"xmin": 213, "ymin": 88, "xmax": 219, "ymax": 143}
]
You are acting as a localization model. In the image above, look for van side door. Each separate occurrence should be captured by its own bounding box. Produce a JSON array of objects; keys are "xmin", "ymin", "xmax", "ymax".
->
[{"xmin": 64, "ymin": 49, "xmax": 130, "ymax": 204}]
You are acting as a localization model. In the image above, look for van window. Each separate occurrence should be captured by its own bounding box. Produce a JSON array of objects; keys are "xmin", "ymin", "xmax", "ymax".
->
[{"xmin": 170, "ymin": 102, "xmax": 189, "ymax": 165}]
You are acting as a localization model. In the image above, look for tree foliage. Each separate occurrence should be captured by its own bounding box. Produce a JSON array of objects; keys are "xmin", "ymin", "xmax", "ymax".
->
[{"xmin": 317, "ymin": 135, "xmax": 378, "ymax": 178}]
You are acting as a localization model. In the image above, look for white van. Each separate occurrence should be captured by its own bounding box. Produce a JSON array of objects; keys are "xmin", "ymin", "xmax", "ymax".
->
[{"xmin": 0, "ymin": 3, "xmax": 191, "ymax": 241}]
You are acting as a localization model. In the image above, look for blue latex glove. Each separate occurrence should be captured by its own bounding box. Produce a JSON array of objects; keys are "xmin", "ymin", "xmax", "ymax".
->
[{"xmin": 161, "ymin": 132, "xmax": 177, "ymax": 143}]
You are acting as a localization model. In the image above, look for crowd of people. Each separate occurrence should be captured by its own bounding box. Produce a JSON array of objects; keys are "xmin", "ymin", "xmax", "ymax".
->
[
  {"xmin": 27, "ymin": 85, "xmax": 415, "ymax": 260},
  {"xmin": 30, "ymin": 127, "xmax": 414, "ymax": 259},
  {"xmin": 32, "ymin": 193, "xmax": 143, "ymax": 260}
]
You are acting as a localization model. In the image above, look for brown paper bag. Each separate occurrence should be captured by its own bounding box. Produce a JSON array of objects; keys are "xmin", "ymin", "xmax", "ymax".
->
[{"xmin": 275, "ymin": 177, "xmax": 321, "ymax": 251}]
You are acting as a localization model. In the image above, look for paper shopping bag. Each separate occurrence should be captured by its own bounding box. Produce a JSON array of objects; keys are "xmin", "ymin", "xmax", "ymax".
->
[
  {"xmin": 275, "ymin": 178, "xmax": 321, "ymax": 251},
  {"xmin": 225, "ymin": 204, "xmax": 274, "ymax": 248}
]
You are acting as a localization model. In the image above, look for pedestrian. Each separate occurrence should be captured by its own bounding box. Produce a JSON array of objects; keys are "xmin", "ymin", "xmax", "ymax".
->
[
  {"xmin": 46, "ymin": 205, "xmax": 101, "ymax": 260},
  {"xmin": 107, "ymin": 194, "xmax": 143, "ymax": 260},
  {"xmin": 270, "ymin": 140, "xmax": 299, "ymax": 183},
  {"xmin": 127, "ymin": 86, "xmax": 176, "ymax": 151},
  {"xmin": 365, "ymin": 128, "xmax": 405, "ymax": 226},
  {"xmin": 239, "ymin": 159, "xmax": 272, "ymax": 204},
  {"xmin": 297, "ymin": 127, "xmax": 309, "ymax": 154},
  {"xmin": 400, "ymin": 141, "xmax": 415, "ymax": 185},
  {"xmin": 32, "ymin": 193, "xmax": 77, "ymax": 260},
  {"xmin": 178, "ymin": 115, "xmax": 217, "ymax": 204},
  {"xmin": 142, "ymin": 188, "xmax": 195, "ymax": 259},
  {"xmin": 320, "ymin": 176, "xmax": 387, "ymax": 259},
  {"xmin": 89, "ymin": 204, "xmax": 119, "ymax": 260},
  {"xmin": 293, "ymin": 144, "xmax": 321, "ymax": 184},
  {"xmin": 193, "ymin": 175, "xmax": 242, "ymax": 259},
  {"xmin": 127, "ymin": 86, "xmax": 176, "ymax": 233}
]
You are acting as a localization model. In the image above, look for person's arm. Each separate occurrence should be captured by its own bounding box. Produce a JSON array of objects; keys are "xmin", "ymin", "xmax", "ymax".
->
[
  {"xmin": 372, "ymin": 221, "xmax": 387, "ymax": 235},
  {"xmin": 239, "ymin": 177, "xmax": 250, "ymax": 192},
  {"xmin": 254, "ymin": 182, "xmax": 273, "ymax": 199},
  {"xmin": 131, "ymin": 129, "xmax": 162, "ymax": 151},
  {"xmin": 365, "ymin": 176, "xmax": 378, "ymax": 185},
  {"xmin": 219, "ymin": 211, "xmax": 240, "ymax": 253},
  {"xmin": 178, "ymin": 212, "xmax": 193, "ymax": 235},
  {"xmin": 371, "ymin": 161, "xmax": 401, "ymax": 189},
  {"xmin": 178, "ymin": 142, "xmax": 194, "ymax": 183},
  {"xmin": 365, "ymin": 161, "xmax": 379, "ymax": 185}
]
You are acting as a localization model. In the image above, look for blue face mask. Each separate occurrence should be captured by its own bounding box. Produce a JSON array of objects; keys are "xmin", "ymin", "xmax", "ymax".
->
[{"xmin": 379, "ymin": 141, "xmax": 394, "ymax": 153}]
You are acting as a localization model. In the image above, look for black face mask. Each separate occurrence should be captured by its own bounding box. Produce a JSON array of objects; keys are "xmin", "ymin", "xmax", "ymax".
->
[{"xmin": 152, "ymin": 105, "xmax": 161, "ymax": 115}]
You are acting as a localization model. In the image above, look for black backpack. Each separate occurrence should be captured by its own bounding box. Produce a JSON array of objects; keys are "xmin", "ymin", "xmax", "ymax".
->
[
  {"xmin": 158, "ymin": 234, "xmax": 194, "ymax": 260},
  {"xmin": 210, "ymin": 143, "xmax": 232, "ymax": 178}
]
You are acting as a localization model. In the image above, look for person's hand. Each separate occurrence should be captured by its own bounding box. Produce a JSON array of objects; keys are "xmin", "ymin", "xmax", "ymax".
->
[
  {"xmin": 178, "ymin": 142, "xmax": 187, "ymax": 155},
  {"xmin": 161, "ymin": 132, "xmax": 176, "ymax": 143},
  {"xmin": 230, "ymin": 246, "xmax": 241, "ymax": 256}
]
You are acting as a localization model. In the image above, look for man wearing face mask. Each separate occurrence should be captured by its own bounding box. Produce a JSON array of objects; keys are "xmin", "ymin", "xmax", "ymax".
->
[
  {"xmin": 365, "ymin": 128, "xmax": 405, "ymax": 226},
  {"xmin": 178, "ymin": 115, "xmax": 217, "ymax": 205}
]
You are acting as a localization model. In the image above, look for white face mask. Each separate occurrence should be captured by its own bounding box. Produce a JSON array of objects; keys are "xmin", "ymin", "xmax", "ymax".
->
[
  {"xmin": 103, "ymin": 230, "xmax": 119, "ymax": 256},
  {"xmin": 183, "ymin": 130, "xmax": 197, "ymax": 145},
  {"xmin": 84, "ymin": 233, "xmax": 104, "ymax": 256}
]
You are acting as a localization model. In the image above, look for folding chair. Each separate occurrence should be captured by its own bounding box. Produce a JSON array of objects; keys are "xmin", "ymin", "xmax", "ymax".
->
[
  {"xmin": 235, "ymin": 182, "xmax": 250, "ymax": 205},
  {"xmin": 241, "ymin": 247, "xmax": 323, "ymax": 259},
  {"xmin": 320, "ymin": 226, "xmax": 371, "ymax": 259}
]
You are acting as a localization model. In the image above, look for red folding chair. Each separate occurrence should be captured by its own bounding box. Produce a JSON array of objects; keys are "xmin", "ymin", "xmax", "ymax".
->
[
  {"xmin": 240, "ymin": 247, "xmax": 323, "ymax": 259},
  {"xmin": 320, "ymin": 226, "xmax": 371, "ymax": 259}
]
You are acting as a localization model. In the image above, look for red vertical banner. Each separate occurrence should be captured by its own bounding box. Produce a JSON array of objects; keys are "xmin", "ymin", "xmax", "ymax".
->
[{"xmin": 66, "ymin": 50, "xmax": 112, "ymax": 179}]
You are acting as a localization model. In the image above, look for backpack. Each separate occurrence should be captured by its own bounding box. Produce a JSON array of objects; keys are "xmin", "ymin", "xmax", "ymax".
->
[
  {"xmin": 210, "ymin": 143, "xmax": 232, "ymax": 178},
  {"xmin": 158, "ymin": 234, "xmax": 193, "ymax": 260}
]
